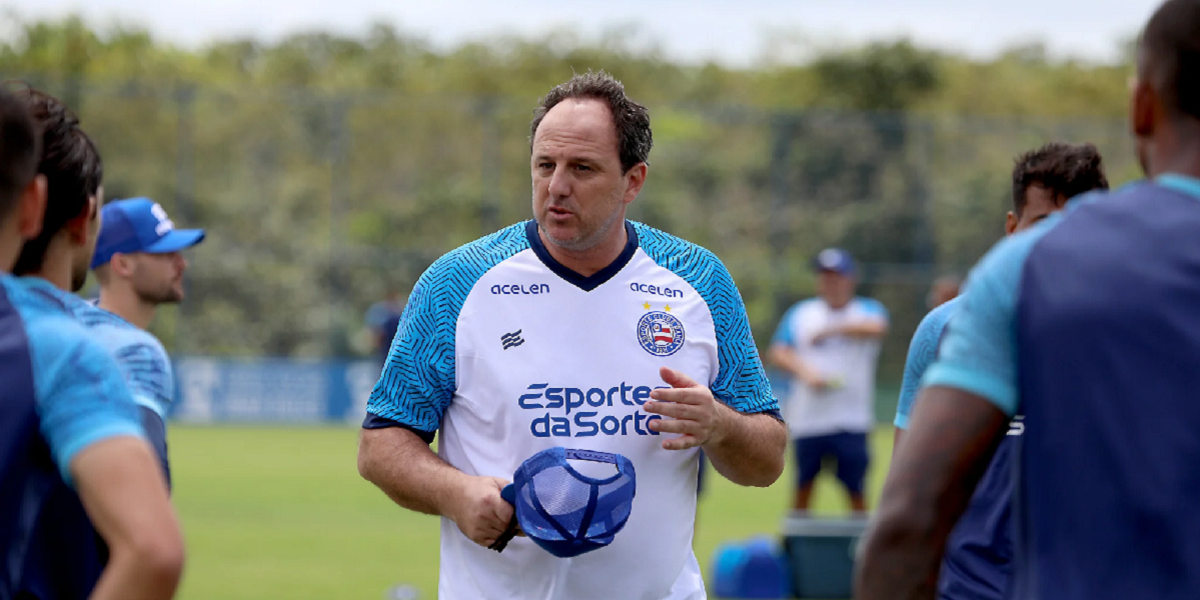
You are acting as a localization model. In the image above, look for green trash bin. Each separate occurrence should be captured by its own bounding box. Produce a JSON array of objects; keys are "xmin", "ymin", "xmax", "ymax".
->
[{"xmin": 781, "ymin": 517, "xmax": 867, "ymax": 600}]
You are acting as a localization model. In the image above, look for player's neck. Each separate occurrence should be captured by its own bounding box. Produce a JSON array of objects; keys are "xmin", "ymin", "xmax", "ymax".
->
[
  {"xmin": 1151, "ymin": 125, "xmax": 1200, "ymax": 180},
  {"xmin": 24, "ymin": 240, "xmax": 74, "ymax": 291},
  {"xmin": 98, "ymin": 286, "xmax": 157, "ymax": 329},
  {"xmin": 540, "ymin": 223, "xmax": 628, "ymax": 278},
  {"xmin": 0, "ymin": 229, "xmax": 21, "ymax": 274}
]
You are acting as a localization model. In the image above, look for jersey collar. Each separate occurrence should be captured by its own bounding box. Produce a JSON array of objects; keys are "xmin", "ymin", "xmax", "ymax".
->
[
  {"xmin": 525, "ymin": 220, "xmax": 639, "ymax": 292},
  {"xmin": 1157, "ymin": 173, "xmax": 1200, "ymax": 201}
]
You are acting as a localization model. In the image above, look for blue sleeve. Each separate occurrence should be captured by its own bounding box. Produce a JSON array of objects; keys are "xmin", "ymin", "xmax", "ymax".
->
[
  {"xmin": 30, "ymin": 321, "xmax": 146, "ymax": 483},
  {"xmin": 113, "ymin": 339, "xmax": 175, "ymax": 419},
  {"xmin": 635, "ymin": 223, "xmax": 779, "ymax": 416},
  {"xmin": 365, "ymin": 223, "xmax": 529, "ymax": 433},
  {"xmin": 921, "ymin": 225, "xmax": 1054, "ymax": 417},
  {"xmin": 138, "ymin": 405, "xmax": 171, "ymax": 489},
  {"xmin": 771, "ymin": 303, "xmax": 800, "ymax": 347},
  {"xmin": 894, "ymin": 300, "xmax": 956, "ymax": 429},
  {"xmin": 858, "ymin": 297, "xmax": 890, "ymax": 323}
]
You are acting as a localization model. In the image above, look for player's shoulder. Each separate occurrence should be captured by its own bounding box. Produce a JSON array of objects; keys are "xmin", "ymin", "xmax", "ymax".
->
[
  {"xmin": 632, "ymin": 221, "xmax": 738, "ymax": 296},
  {"xmin": 852, "ymin": 296, "xmax": 888, "ymax": 317},
  {"xmin": 917, "ymin": 296, "xmax": 960, "ymax": 337},
  {"xmin": 418, "ymin": 221, "xmax": 531, "ymax": 286}
]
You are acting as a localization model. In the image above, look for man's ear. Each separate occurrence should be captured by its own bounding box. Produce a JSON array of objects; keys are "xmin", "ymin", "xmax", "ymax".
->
[
  {"xmin": 63, "ymin": 196, "xmax": 98, "ymax": 244},
  {"xmin": 110, "ymin": 253, "xmax": 136, "ymax": 278},
  {"xmin": 16, "ymin": 174, "xmax": 47, "ymax": 240},
  {"xmin": 1005, "ymin": 211, "xmax": 1018, "ymax": 235}
]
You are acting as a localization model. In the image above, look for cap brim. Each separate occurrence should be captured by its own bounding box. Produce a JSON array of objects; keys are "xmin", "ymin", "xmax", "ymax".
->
[{"xmin": 144, "ymin": 229, "xmax": 206, "ymax": 254}]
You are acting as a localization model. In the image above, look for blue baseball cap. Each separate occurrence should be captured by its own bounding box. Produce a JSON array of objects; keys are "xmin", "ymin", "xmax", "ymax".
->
[
  {"xmin": 91, "ymin": 198, "xmax": 206, "ymax": 269},
  {"xmin": 490, "ymin": 447, "xmax": 637, "ymax": 558},
  {"xmin": 813, "ymin": 247, "xmax": 855, "ymax": 275}
]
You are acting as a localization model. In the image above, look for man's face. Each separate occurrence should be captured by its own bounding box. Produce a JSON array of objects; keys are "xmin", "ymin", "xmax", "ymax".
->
[
  {"xmin": 70, "ymin": 189, "xmax": 103, "ymax": 292},
  {"xmin": 531, "ymin": 99, "xmax": 639, "ymax": 252},
  {"xmin": 817, "ymin": 270, "xmax": 855, "ymax": 309},
  {"xmin": 1009, "ymin": 184, "xmax": 1064, "ymax": 234},
  {"xmin": 127, "ymin": 251, "xmax": 188, "ymax": 304}
]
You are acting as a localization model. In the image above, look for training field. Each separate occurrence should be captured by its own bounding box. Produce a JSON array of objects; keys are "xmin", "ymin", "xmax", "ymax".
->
[{"xmin": 169, "ymin": 426, "xmax": 894, "ymax": 600}]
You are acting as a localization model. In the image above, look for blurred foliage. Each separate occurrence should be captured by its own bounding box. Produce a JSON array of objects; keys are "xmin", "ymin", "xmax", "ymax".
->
[{"xmin": 0, "ymin": 16, "xmax": 1138, "ymax": 382}]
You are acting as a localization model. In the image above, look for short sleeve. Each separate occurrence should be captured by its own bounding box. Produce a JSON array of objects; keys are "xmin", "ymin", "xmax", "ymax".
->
[
  {"xmin": 921, "ymin": 227, "xmax": 1050, "ymax": 417},
  {"xmin": 895, "ymin": 299, "xmax": 957, "ymax": 429},
  {"xmin": 859, "ymin": 298, "xmax": 890, "ymax": 323},
  {"xmin": 113, "ymin": 340, "xmax": 175, "ymax": 419},
  {"xmin": 365, "ymin": 278, "xmax": 455, "ymax": 435},
  {"xmin": 699, "ymin": 257, "xmax": 779, "ymax": 415},
  {"xmin": 30, "ymin": 321, "xmax": 145, "ymax": 483},
  {"xmin": 771, "ymin": 304, "xmax": 800, "ymax": 347}
]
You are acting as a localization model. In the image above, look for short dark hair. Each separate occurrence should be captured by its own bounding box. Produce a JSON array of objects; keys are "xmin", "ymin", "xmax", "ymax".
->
[
  {"xmin": 0, "ymin": 88, "xmax": 40, "ymax": 222},
  {"xmin": 1140, "ymin": 0, "xmax": 1200, "ymax": 120},
  {"xmin": 10, "ymin": 85, "xmax": 103, "ymax": 276},
  {"xmin": 530, "ymin": 70, "xmax": 652, "ymax": 173},
  {"xmin": 1011, "ymin": 142, "xmax": 1109, "ymax": 215}
]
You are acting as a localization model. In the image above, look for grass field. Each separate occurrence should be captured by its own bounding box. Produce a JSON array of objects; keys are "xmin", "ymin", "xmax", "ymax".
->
[{"xmin": 169, "ymin": 426, "xmax": 894, "ymax": 600}]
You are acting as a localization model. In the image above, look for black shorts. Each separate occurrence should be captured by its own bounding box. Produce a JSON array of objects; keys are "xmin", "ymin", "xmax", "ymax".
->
[{"xmin": 794, "ymin": 431, "xmax": 870, "ymax": 494}]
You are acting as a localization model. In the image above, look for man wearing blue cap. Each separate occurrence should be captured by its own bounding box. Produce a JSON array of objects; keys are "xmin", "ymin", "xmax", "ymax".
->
[
  {"xmin": 91, "ymin": 197, "xmax": 205, "ymax": 330},
  {"xmin": 2, "ymin": 85, "xmax": 184, "ymax": 599},
  {"xmin": 769, "ymin": 248, "xmax": 888, "ymax": 514}
]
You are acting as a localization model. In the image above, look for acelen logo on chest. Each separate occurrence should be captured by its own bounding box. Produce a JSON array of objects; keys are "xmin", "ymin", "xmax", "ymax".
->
[{"xmin": 518, "ymin": 382, "xmax": 668, "ymax": 438}]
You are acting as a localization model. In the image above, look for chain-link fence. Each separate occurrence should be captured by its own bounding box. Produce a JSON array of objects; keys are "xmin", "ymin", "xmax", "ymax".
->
[{"xmin": 22, "ymin": 77, "xmax": 1138, "ymax": 400}]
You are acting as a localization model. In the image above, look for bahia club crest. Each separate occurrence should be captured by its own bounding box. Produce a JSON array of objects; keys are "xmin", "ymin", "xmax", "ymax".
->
[{"xmin": 637, "ymin": 310, "xmax": 685, "ymax": 357}]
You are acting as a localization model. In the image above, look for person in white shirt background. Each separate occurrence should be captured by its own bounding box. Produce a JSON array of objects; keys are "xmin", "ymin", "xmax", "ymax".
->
[{"xmin": 769, "ymin": 248, "xmax": 889, "ymax": 515}]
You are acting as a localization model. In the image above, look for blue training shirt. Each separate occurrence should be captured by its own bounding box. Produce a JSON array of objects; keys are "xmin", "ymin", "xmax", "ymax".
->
[
  {"xmin": 923, "ymin": 174, "xmax": 1200, "ymax": 600},
  {"xmin": 897, "ymin": 295, "xmax": 1017, "ymax": 600},
  {"xmin": 0, "ymin": 274, "xmax": 146, "ymax": 599}
]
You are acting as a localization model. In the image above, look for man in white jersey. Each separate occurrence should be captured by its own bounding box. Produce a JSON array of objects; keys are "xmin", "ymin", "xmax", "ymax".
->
[
  {"xmin": 769, "ymin": 248, "xmax": 888, "ymax": 514},
  {"xmin": 357, "ymin": 71, "xmax": 787, "ymax": 600}
]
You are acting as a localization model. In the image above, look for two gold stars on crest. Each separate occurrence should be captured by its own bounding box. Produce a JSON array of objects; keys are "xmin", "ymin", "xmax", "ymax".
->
[{"xmin": 642, "ymin": 302, "xmax": 672, "ymax": 312}]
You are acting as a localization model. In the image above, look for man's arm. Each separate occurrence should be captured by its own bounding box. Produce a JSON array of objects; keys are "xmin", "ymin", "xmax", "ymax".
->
[
  {"xmin": 644, "ymin": 367, "xmax": 786, "ymax": 487},
  {"xmin": 357, "ymin": 427, "xmax": 513, "ymax": 547},
  {"xmin": 855, "ymin": 387, "xmax": 1008, "ymax": 600},
  {"xmin": 72, "ymin": 437, "xmax": 185, "ymax": 600},
  {"xmin": 768, "ymin": 343, "xmax": 827, "ymax": 389},
  {"xmin": 823, "ymin": 319, "xmax": 889, "ymax": 339}
]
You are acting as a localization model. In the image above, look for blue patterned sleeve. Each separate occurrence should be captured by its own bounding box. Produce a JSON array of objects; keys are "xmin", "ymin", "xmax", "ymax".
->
[
  {"xmin": 113, "ymin": 340, "xmax": 175, "ymax": 419},
  {"xmin": 895, "ymin": 299, "xmax": 957, "ymax": 429},
  {"xmin": 365, "ymin": 223, "xmax": 530, "ymax": 437},
  {"xmin": 921, "ymin": 225, "xmax": 1055, "ymax": 417},
  {"xmin": 30, "ymin": 320, "xmax": 145, "ymax": 483}
]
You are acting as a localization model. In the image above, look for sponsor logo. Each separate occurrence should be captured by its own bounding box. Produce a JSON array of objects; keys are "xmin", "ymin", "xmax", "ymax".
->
[
  {"xmin": 629, "ymin": 282, "xmax": 684, "ymax": 299},
  {"xmin": 501, "ymin": 330, "xmax": 524, "ymax": 350},
  {"xmin": 491, "ymin": 284, "xmax": 550, "ymax": 295},
  {"xmin": 637, "ymin": 311, "xmax": 685, "ymax": 357},
  {"xmin": 1007, "ymin": 415, "xmax": 1025, "ymax": 436},
  {"xmin": 519, "ymin": 382, "xmax": 669, "ymax": 438}
]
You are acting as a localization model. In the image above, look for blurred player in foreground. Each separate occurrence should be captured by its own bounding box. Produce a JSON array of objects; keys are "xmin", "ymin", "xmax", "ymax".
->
[
  {"xmin": 770, "ymin": 248, "xmax": 888, "ymax": 514},
  {"xmin": 889, "ymin": 142, "xmax": 1109, "ymax": 600},
  {"xmin": 358, "ymin": 70, "xmax": 786, "ymax": 600},
  {"xmin": 0, "ymin": 88, "xmax": 184, "ymax": 599},
  {"xmin": 16, "ymin": 90, "xmax": 199, "ymax": 487},
  {"xmin": 857, "ymin": 1, "xmax": 1200, "ymax": 598}
]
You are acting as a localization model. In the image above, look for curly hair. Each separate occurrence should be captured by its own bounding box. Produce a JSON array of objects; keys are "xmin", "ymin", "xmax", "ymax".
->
[{"xmin": 1011, "ymin": 142, "xmax": 1109, "ymax": 215}]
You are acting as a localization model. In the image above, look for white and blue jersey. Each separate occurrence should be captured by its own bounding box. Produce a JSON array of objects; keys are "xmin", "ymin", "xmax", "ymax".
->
[
  {"xmin": 896, "ymin": 295, "xmax": 1018, "ymax": 600},
  {"xmin": 923, "ymin": 174, "xmax": 1200, "ymax": 600},
  {"xmin": 366, "ymin": 220, "xmax": 779, "ymax": 600},
  {"xmin": 0, "ymin": 274, "xmax": 146, "ymax": 599},
  {"xmin": 773, "ymin": 296, "xmax": 888, "ymax": 438}
]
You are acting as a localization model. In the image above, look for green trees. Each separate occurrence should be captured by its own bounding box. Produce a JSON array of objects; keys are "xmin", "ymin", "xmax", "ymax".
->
[{"xmin": 2, "ymin": 17, "xmax": 1135, "ymax": 385}]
